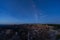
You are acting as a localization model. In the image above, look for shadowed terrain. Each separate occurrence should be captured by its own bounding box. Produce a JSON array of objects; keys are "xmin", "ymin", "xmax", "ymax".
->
[{"xmin": 0, "ymin": 24, "xmax": 60, "ymax": 40}]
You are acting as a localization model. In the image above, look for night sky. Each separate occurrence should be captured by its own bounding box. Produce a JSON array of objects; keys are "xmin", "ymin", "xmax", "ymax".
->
[{"xmin": 0, "ymin": 0, "xmax": 60, "ymax": 24}]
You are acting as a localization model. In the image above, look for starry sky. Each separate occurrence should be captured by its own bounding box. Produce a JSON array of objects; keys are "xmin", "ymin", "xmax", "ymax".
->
[{"xmin": 0, "ymin": 0, "xmax": 60, "ymax": 24}]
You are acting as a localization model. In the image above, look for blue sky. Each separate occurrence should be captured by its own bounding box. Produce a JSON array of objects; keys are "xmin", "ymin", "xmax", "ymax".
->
[{"xmin": 0, "ymin": 0, "xmax": 60, "ymax": 24}]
